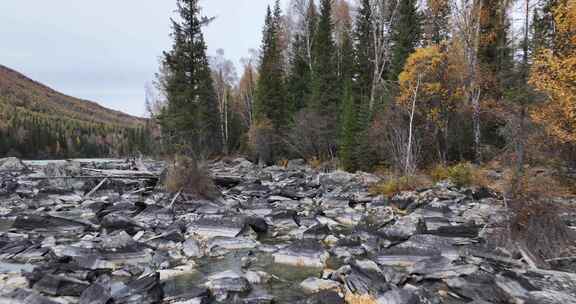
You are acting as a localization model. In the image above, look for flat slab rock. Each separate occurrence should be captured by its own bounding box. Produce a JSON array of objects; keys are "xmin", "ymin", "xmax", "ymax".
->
[{"xmin": 273, "ymin": 239, "xmax": 330, "ymax": 268}]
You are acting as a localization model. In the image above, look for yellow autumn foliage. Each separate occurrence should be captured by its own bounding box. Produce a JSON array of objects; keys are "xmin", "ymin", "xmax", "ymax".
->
[
  {"xmin": 397, "ymin": 45, "xmax": 464, "ymax": 128},
  {"xmin": 529, "ymin": 0, "xmax": 576, "ymax": 144}
]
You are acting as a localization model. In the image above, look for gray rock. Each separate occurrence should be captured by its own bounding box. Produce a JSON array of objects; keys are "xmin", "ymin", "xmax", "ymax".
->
[
  {"xmin": 33, "ymin": 274, "xmax": 90, "ymax": 297},
  {"xmin": 300, "ymin": 277, "xmax": 341, "ymax": 293},
  {"xmin": 206, "ymin": 271, "xmax": 251, "ymax": 301},
  {"xmin": 187, "ymin": 218, "xmax": 244, "ymax": 238},
  {"xmin": 111, "ymin": 272, "xmax": 163, "ymax": 304},
  {"xmin": 319, "ymin": 171, "xmax": 355, "ymax": 188},
  {"xmin": 182, "ymin": 239, "xmax": 203, "ymax": 258},
  {"xmin": 273, "ymin": 239, "xmax": 329, "ymax": 268},
  {"xmin": 409, "ymin": 256, "xmax": 478, "ymax": 279},
  {"xmin": 378, "ymin": 215, "xmax": 427, "ymax": 241},
  {"xmin": 298, "ymin": 290, "xmax": 345, "ymax": 304},
  {"xmin": 207, "ymin": 237, "xmax": 258, "ymax": 256},
  {"xmin": 79, "ymin": 275, "xmax": 111, "ymax": 304},
  {"xmin": 527, "ymin": 291, "xmax": 576, "ymax": 304},
  {"xmin": 331, "ymin": 264, "xmax": 390, "ymax": 297},
  {"xmin": 0, "ymin": 157, "xmax": 28, "ymax": 172},
  {"xmin": 287, "ymin": 159, "xmax": 307, "ymax": 170},
  {"xmin": 0, "ymin": 288, "xmax": 61, "ymax": 304},
  {"xmin": 376, "ymin": 289, "xmax": 420, "ymax": 304}
]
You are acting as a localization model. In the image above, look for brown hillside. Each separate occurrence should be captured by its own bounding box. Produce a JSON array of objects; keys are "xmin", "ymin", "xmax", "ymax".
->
[{"xmin": 0, "ymin": 64, "xmax": 145, "ymax": 128}]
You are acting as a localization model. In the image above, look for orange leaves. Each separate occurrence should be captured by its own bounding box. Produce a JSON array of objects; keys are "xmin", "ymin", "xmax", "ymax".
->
[
  {"xmin": 529, "ymin": 0, "xmax": 576, "ymax": 144},
  {"xmin": 427, "ymin": 0, "xmax": 449, "ymax": 15}
]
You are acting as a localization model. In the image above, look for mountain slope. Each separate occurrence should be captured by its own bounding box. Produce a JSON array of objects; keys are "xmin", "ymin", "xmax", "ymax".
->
[
  {"xmin": 0, "ymin": 64, "xmax": 144, "ymax": 128},
  {"xmin": 0, "ymin": 65, "xmax": 151, "ymax": 159}
]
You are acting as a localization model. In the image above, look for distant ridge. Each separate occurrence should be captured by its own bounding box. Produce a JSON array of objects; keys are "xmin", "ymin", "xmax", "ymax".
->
[
  {"xmin": 0, "ymin": 64, "xmax": 145, "ymax": 128},
  {"xmin": 0, "ymin": 65, "xmax": 151, "ymax": 159}
]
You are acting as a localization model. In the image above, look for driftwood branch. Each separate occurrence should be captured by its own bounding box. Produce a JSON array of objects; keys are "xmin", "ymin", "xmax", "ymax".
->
[
  {"xmin": 168, "ymin": 190, "xmax": 182, "ymax": 209},
  {"xmin": 25, "ymin": 176, "xmax": 157, "ymax": 180},
  {"xmin": 85, "ymin": 178, "xmax": 109, "ymax": 198}
]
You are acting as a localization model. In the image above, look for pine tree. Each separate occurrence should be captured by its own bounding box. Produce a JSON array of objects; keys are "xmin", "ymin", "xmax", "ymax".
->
[
  {"xmin": 337, "ymin": 15, "xmax": 360, "ymax": 171},
  {"xmin": 338, "ymin": 15, "xmax": 354, "ymax": 89},
  {"xmin": 339, "ymin": 80, "xmax": 356, "ymax": 171},
  {"xmin": 478, "ymin": 0, "xmax": 514, "ymax": 100},
  {"xmin": 388, "ymin": 0, "xmax": 422, "ymax": 81},
  {"xmin": 159, "ymin": 0, "xmax": 221, "ymax": 156},
  {"xmin": 354, "ymin": 0, "xmax": 374, "ymax": 101},
  {"xmin": 287, "ymin": 33, "xmax": 312, "ymax": 113},
  {"xmin": 310, "ymin": 0, "xmax": 340, "ymax": 111},
  {"xmin": 254, "ymin": 1, "xmax": 289, "ymax": 130}
]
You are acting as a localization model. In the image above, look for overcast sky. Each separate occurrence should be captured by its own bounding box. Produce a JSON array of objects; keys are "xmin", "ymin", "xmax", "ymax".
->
[{"xmin": 0, "ymin": 0, "xmax": 288, "ymax": 117}]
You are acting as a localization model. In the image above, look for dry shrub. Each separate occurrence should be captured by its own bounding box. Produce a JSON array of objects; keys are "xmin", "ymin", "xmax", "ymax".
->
[
  {"xmin": 510, "ymin": 199, "xmax": 574, "ymax": 262},
  {"xmin": 165, "ymin": 155, "xmax": 220, "ymax": 199},
  {"xmin": 248, "ymin": 119, "xmax": 274, "ymax": 165},
  {"xmin": 277, "ymin": 159, "xmax": 289, "ymax": 167},
  {"xmin": 287, "ymin": 109, "xmax": 338, "ymax": 162},
  {"xmin": 430, "ymin": 163, "xmax": 494, "ymax": 188},
  {"xmin": 308, "ymin": 157, "xmax": 323, "ymax": 169},
  {"xmin": 508, "ymin": 168, "xmax": 575, "ymax": 199},
  {"xmin": 369, "ymin": 175, "xmax": 432, "ymax": 197},
  {"xmin": 507, "ymin": 172, "xmax": 576, "ymax": 263}
]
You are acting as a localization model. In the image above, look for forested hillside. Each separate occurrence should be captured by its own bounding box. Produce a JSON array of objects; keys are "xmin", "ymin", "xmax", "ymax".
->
[{"xmin": 0, "ymin": 65, "xmax": 153, "ymax": 159}]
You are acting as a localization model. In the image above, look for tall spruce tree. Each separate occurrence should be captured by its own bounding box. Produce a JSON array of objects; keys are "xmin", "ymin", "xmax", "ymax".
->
[
  {"xmin": 388, "ymin": 0, "xmax": 422, "ymax": 81},
  {"xmin": 287, "ymin": 33, "xmax": 312, "ymax": 113},
  {"xmin": 478, "ymin": 0, "xmax": 514, "ymax": 100},
  {"xmin": 339, "ymin": 80, "xmax": 356, "ymax": 171},
  {"xmin": 311, "ymin": 0, "xmax": 340, "ymax": 111},
  {"xmin": 160, "ymin": 0, "xmax": 221, "ymax": 155},
  {"xmin": 338, "ymin": 17, "xmax": 361, "ymax": 171},
  {"xmin": 254, "ymin": 1, "xmax": 289, "ymax": 130},
  {"xmin": 354, "ymin": 0, "xmax": 374, "ymax": 101},
  {"xmin": 338, "ymin": 18, "xmax": 355, "ymax": 89}
]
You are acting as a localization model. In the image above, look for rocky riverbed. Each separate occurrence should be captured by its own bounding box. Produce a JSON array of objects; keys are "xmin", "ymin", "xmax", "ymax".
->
[{"xmin": 0, "ymin": 156, "xmax": 575, "ymax": 304}]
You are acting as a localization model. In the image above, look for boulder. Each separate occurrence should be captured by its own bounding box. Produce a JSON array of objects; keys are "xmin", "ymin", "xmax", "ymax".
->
[
  {"xmin": 376, "ymin": 289, "xmax": 421, "ymax": 304},
  {"xmin": 409, "ymin": 256, "xmax": 478, "ymax": 279},
  {"xmin": 79, "ymin": 275, "xmax": 111, "ymax": 304},
  {"xmin": 298, "ymin": 290, "xmax": 345, "ymax": 304},
  {"xmin": 207, "ymin": 237, "xmax": 258, "ymax": 256},
  {"xmin": 182, "ymin": 239, "xmax": 203, "ymax": 258},
  {"xmin": 111, "ymin": 272, "xmax": 164, "ymax": 304},
  {"xmin": 300, "ymin": 277, "xmax": 341, "ymax": 293},
  {"xmin": 206, "ymin": 271, "xmax": 251, "ymax": 301},
  {"xmin": 273, "ymin": 240, "xmax": 329, "ymax": 268},
  {"xmin": 0, "ymin": 157, "xmax": 28, "ymax": 172},
  {"xmin": 287, "ymin": 159, "xmax": 307, "ymax": 170},
  {"xmin": 378, "ymin": 215, "xmax": 427, "ymax": 241},
  {"xmin": 32, "ymin": 274, "xmax": 90, "ymax": 297},
  {"xmin": 187, "ymin": 218, "xmax": 244, "ymax": 238},
  {"xmin": 319, "ymin": 171, "xmax": 355, "ymax": 188},
  {"xmin": 0, "ymin": 288, "xmax": 61, "ymax": 304}
]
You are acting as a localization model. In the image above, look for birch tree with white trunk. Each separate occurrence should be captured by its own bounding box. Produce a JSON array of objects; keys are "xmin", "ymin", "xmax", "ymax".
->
[{"xmin": 368, "ymin": 0, "xmax": 400, "ymax": 111}]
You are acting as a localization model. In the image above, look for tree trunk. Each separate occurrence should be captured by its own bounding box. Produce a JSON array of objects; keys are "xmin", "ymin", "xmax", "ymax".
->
[
  {"xmin": 369, "ymin": 0, "xmax": 400, "ymax": 111},
  {"xmin": 472, "ymin": 90, "xmax": 481, "ymax": 163},
  {"xmin": 406, "ymin": 74, "xmax": 421, "ymax": 175}
]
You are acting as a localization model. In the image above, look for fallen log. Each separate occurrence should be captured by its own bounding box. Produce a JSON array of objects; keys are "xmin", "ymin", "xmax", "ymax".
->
[
  {"xmin": 25, "ymin": 176, "xmax": 157, "ymax": 180},
  {"xmin": 82, "ymin": 168, "xmax": 158, "ymax": 179}
]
